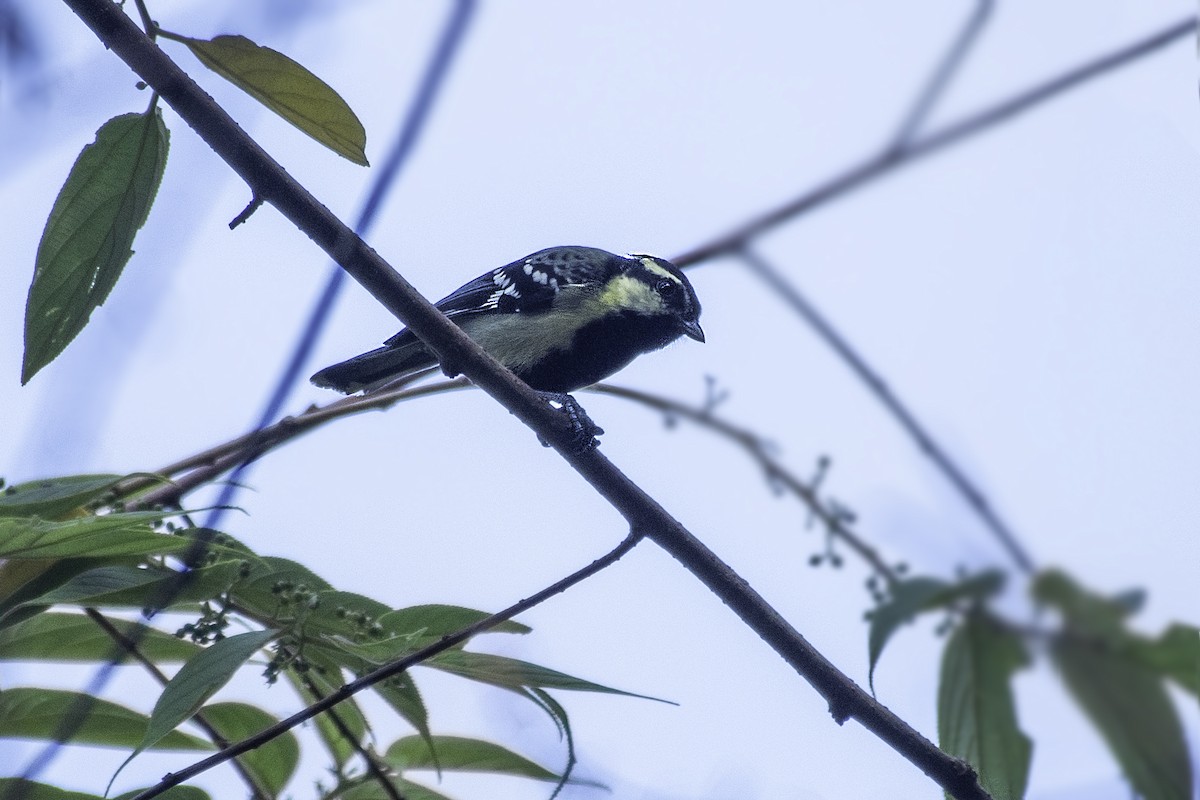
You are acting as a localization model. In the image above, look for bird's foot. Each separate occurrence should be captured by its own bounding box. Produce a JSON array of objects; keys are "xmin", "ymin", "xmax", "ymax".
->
[{"xmin": 536, "ymin": 392, "xmax": 605, "ymax": 452}]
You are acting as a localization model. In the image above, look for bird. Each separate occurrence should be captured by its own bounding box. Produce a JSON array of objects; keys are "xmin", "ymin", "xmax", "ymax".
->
[{"xmin": 311, "ymin": 246, "xmax": 704, "ymax": 449}]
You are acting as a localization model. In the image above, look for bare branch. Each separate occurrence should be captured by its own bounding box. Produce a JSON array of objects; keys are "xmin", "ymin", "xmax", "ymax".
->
[
  {"xmin": 672, "ymin": 16, "xmax": 1196, "ymax": 267},
  {"xmin": 590, "ymin": 384, "xmax": 899, "ymax": 583},
  {"xmin": 735, "ymin": 246, "xmax": 1036, "ymax": 573},
  {"xmin": 886, "ymin": 0, "xmax": 993, "ymax": 153}
]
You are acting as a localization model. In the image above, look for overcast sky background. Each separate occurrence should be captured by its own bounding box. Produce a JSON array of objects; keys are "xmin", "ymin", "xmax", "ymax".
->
[{"xmin": 1, "ymin": 1, "xmax": 1197, "ymax": 798}]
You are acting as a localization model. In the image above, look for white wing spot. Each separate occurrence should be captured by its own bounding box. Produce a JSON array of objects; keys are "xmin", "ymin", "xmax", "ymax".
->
[{"xmin": 523, "ymin": 263, "xmax": 534, "ymax": 275}]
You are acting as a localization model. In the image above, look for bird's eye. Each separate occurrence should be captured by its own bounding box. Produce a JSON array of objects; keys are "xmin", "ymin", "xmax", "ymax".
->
[{"xmin": 656, "ymin": 278, "xmax": 678, "ymax": 296}]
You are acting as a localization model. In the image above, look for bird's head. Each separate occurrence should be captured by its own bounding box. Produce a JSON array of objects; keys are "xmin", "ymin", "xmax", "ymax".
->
[{"xmin": 608, "ymin": 253, "xmax": 705, "ymax": 343}]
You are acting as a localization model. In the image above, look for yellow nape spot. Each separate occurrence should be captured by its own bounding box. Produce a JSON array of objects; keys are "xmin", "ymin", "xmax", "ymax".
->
[
  {"xmin": 596, "ymin": 273, "xmax": 663, "ymax": 314},
  {"xmin": 638, "ymin": 256, "xmax": 681, "ymax": 284}
]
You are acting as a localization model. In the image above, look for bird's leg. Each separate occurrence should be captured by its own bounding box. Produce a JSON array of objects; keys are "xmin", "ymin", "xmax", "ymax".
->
[{"xmin": 535, "ymin": 391, "xmax": 605, "ymax": 452}]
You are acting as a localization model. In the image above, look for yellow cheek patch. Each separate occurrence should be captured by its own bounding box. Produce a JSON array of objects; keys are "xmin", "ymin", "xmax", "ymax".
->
[{"xmin": 594, "ymin": 273, "xmax": 664, "ymax": 314}]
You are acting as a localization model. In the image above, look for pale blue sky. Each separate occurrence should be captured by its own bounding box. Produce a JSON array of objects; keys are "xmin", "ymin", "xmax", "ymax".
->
[{"xmin": 1, "ymin": 1, "xmax": 1196, "ymax": 798}]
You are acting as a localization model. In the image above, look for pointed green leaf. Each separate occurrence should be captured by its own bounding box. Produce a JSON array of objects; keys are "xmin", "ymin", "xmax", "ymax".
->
[
  {"xmin": 141, "ymin": 629, "xmax": 278, "ymax": 752},
  {"xmin": 0, "ymin": 779, "xmax": 210, "ymax": 800},
  {"xmin": 0, "ymin": 558, "xmax": 129, "ymax": 630},
  {"xmin": 386, "ymin": 735, "xmax": 569, "ymax": 782},
  {"xmin": 200, "ymin": 702, "xmax": 299, "ymax": 795},
  {"xmin": 0, "ymin": 475, "xmax": 123, "ymax": 519},
  {"xmin": 283, "ymin": 652, "xmax": 366, "ymax": 771},
  {"xmin": 0, "ymin": 513, "xmax": 187, "ymax": 560},
  {"xmin": 0, "ymin": 612, "xmax": 200, "ymax": 663},
  {"xmin": 428, "ymin": 650, "xmax": 669, "ymax": 702},
  {"xmin": 373, "ymin": 669, "xmax": 434, "ymax": 756},
  {"xmin": 0, "ymin": 778, "xmax": 101, "ymax": 800},
  {"xmin": 1032, "ymin": 569, "xmax": 1128, "ymax": 639},
  {"xmin": 339, "ymin": 779, "xmax": 454, "ymax": 800},
  {"xmin": 181, "ymin": 35, "xmax": 367, "ymax": 165},
  {"xmin": 0, "ymin": 688, "xmax": 210, "ymax": 750},
  {"xmin": 114, "ymin": 787, "xmax": 210, "ymax": 800},
  {"xmin": 1127, "ymin": 624, "xmax": 1199, "ymax": 697},
  {"xmin": 937, "ymin": 611, "xmax": 1031, "ymax": 800},
  {"xmin": 23, "ymin": 110, "xmax": 169, "ymax": 383},
  {"xmin": 111, "ymin": 629, "xmax": 277, "ymax": 789},
  {"xmin": 1051, "ymin": 635, "xmax": 1192, "ymax": 800},
  {"xmin": 868, "ymin": 571, "xmax": 1004, "ymax": 692},
  {"xmin": 379, "ymin": 605, "xmax": 531, "ymax": 638},
  {"xmin": 18, "ymin": 561, "xmax": 243, "ymax": 612}
]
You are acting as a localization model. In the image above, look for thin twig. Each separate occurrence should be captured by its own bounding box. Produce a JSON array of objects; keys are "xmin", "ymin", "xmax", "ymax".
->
[
  {"xmin": 736, "ymin": 246, "xmax": 1035, "ymax": 573},
  {"xmin": 124, "ymin": 378, "xmax": 470, "ymax": 509},
  {"xmin": 126, "ymin": 531, "xmax": 646, "ymax": 800},
  {"xmin": 887, "ymin": 0, "xmax": 993, "ymax": 153},
  {"xmin": 296, "ymin": 672, "xmax": 405, "ymax": 800},
  {"xmin": 672, "ymin": 16, "xmax": 1196, "ymax": 267},
  {"xmin": 589, "ymin": 384, "xmax": 899, "ymax": 583},
  {"xmin": 83, "ymin": 609, "xmax": 272, "ymax": 800}
]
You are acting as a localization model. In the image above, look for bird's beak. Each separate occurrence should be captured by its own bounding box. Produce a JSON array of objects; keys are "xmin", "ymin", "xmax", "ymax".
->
[{"xmin": 680, "ymin": 318, "xmax": 705, "ymax": 343}]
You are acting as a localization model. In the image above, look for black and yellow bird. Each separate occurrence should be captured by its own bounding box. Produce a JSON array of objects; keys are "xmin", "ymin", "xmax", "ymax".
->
[{"xmin": 311, "ymin": 246, "xmax": 704, "ymax": 448}]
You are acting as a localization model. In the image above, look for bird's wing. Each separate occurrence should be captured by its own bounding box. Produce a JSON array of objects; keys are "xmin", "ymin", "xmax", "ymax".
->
[{"xmin": 383, "ymin": 247, "xmax": 624, "ymax": 347}]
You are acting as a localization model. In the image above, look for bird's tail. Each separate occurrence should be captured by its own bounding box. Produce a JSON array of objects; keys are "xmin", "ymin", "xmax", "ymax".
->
[{"xmin": 310, "ymin": 341, "xmax": 437, "ymax": 394}]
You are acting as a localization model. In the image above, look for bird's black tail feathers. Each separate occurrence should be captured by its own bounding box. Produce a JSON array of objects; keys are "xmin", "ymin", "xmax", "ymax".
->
[{"xmin": 310, "ymin": 341, "xmax": 437, "ymax": 394}]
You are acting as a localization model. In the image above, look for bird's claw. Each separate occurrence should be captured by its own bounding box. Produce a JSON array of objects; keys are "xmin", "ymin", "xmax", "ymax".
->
[{"xmin": 536, "ymin": 392, "xmax": 604, "ymax": 452}]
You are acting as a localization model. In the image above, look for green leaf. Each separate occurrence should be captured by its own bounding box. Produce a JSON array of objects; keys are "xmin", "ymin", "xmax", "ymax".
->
[
  {"xmin": 200, "ymin": 702, "xmax": 299, "ymax": 796},
  {"xmin": 0, "ymin": 611, "xmax": 201, "ymax": 663},
  {"xmin": 114, "ymin": 787, "xmax": 211, "ymax": 800},
  {"xmin": 111, "ymin": 629, "xmax": 277, "ymax": 789},
  {"xmin": 372, "ymin": 670, "xmax": 433, "ymax": 757},
  {"xmin": 0, "ymin": 513, "xmax": 187, "ymax": 560},
  {"xmin": 283, "ymin": 653, "xmax": 366, "ymax": 771},
  {"xmin": 428, "ymin": 650, "xmax": 669, "ymax": 702},
  {"xmin": 0, "ymin": 782, "xmax": 208, "ymax": 800},
  {"xmin": 0, "ymin": 688, "xmax": 210, "ymax": 750},
  {"xmin": 867, "ymin": 571, "xmax": 1004, "ymax": 692},
  {"xmin": 1032, "ymin": 568, "xmax": 1127, "ymax": 639},
  {"xmin": 141, "ymin": 629, "xmax": 278, "ymax": 751},
  {"xmin": 339, "ymin": 779, "xmax": 454, "ymax": 800},
  {"xmin": 0, "ymin": 778, "xmax": 101, "ymax": 800},
  {"xmin": 1051, "ymin": 635, "xmax": 1192, "ymax": 800},
  {"xmin": 386, "ymin": 735, "xmax": 566, "ymax": 782},
  {"xmin": 226, "ymin": 556, "xmax": 333, "ymax": 619},
  {"xmin": 1127, "ymin": 624, "xmax": 1199, "ymax": 697},
  {"xmin": 0, "ymin": 475, "xmax": 124, "ymax": 519},
  {"xmin": 937, "ymin": 611, "xmax": 1031, "ymax": 800},
  {"xmin": 0, "ymin": 558, "xmax": 131, "ymax": 630},
  {"xmin": 180, "ymin": 35, "xmax": 368, "ymax": 165},
  {"xmin": 379, "ymin": 605, "xmax": 531, "ymax": 638},
  {"xmin": 23, "ymin": 110, "xmax": 169, "ymax": 384},
  {"xmin": 19, "ymin": 561, "xmax": 243, "ymax": 612}
]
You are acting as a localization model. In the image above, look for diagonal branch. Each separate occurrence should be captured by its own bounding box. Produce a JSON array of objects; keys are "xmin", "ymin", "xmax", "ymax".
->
[
  {"xmin": 589, "ymin": 384, "xmax": 899, "ymax": 583},
  {"xmin": 736, "ymin": 246, "xmax": 1036, "ymax": 573},
  {"xmin": 886, "ymin": 0, "xmax": 993, "ymax": 153}
]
